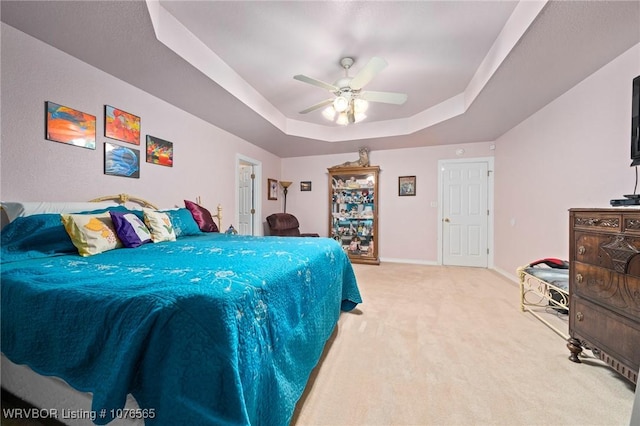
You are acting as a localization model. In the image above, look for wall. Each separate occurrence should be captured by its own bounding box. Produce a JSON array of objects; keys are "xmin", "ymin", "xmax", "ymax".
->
[
  {"xmin": 0, "ymin": 23, "xmax": 282, "ymax": 223},
  {"xmin": 4, "ymin": 22, "xmax": 639, "ymax": 275},
  {"xmin": 493, "ymin": 43, "xmax": 640, "ymax": 278},
  {"xmin": 283, "ymin": 42, "xmax": 640, "ymax": 269},
  {"xmin": 282, "ymin": 142, "xmax": 495, "ymax": 262}
]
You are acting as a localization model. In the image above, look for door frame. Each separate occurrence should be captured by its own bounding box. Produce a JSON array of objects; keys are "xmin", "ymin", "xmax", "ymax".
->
[
  {"xmin": 236, "ymin": 154, "xmax": 262, "ymax": 236},
  {"xmin": 437, "ymin": 156, "xmax": 494, "ymax": 267}
]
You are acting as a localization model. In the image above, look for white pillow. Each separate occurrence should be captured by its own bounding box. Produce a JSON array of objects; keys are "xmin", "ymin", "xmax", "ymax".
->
[
  {"xmin": 1, "ymin": 201, "xmax": 118, "ymax": 222},
  {"xmin": 143, "ymin": 209, "xmax": 177, "ymax": 243},
  {"xmin": 61, "ymin": 212, "xmax": 123, "ymax": 256}
]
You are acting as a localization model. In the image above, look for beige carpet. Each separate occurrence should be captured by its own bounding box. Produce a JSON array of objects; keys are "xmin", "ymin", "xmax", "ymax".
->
[{"xmin": 292, "ymin": 263, "xmax": 636, "ymax": 426}]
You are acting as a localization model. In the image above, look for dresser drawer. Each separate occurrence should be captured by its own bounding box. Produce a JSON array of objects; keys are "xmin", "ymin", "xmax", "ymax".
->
[
  {"xmin": 572, "ymin": 211, "xmax": 622, "ymax": 233},
  {"xmin": 574, "ymin": 232, "xmax": 614, "ymax": 268},
  {"xmin": 572, "ymin": 210, "xmax": 640, "ymax": 235},
  {"xmin": 570, "ymin": 295, "xmax": 640, "ymax": 373},
  {"xmin": 574, "ymin": 232, "xmax": 640, "ymax": 272},
  {"xmin": 572, "ymin": 262, "xmax": 640, "ymax": 318}
]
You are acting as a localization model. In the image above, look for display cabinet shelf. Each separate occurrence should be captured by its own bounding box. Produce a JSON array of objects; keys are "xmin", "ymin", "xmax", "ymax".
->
[{"xmin": 328, "ymin": 166, "xmax": 380, "ymax": 265}]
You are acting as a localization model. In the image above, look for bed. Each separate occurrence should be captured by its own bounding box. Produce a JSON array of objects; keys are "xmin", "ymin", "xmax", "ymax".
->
[
  {"xmin": 0, "ymin": 195, "xmax": 362, "ymax": 425},
  {"xmin": 517, "ymin": 259, "xmax": 569, "ymax": 340}
]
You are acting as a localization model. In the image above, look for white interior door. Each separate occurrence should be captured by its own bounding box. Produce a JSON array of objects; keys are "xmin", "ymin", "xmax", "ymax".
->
[
  {"xmin": 236, "ymin": 155, "xmax": 261, "ymax": 235},
  {"xmin": 441, "ymin": 161, "xmax": 489, "ymax": 267},
  {"xmin": 238, "ymin": 164, "xmax": 254, "ymax": 235}
]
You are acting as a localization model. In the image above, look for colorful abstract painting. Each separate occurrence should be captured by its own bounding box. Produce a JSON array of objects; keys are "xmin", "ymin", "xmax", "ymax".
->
[
  {"xmin": 45, "ymin": 101, "xmax": 96, "ymax": 149},
  {"xmin": 104, "ymin": 142, "xmax": 140, "ymax": 178},
  {"xmin": 104, "ymin": 105, "xmax": 140, "ymax": 145},
  {"xmin": 146, "ymin": 135, "xmax": 174, "ymax": 167}
]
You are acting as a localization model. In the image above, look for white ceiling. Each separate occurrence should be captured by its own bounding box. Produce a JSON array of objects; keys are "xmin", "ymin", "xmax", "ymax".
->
[{"xmin": 2, "ymin": 1, "xmax": 639, "ymax": 158}]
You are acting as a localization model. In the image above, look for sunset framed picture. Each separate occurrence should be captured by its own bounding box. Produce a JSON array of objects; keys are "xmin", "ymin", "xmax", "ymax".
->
[
  {"xmin": 104, "ymin": 105, "xmax": 140, "ymax": 145},
  {"xmin": 45, "ymin": 101, "xmax": 96, "ymax": 149},
  {"xmin": 146, "ymin": 135, "xmax": 174, "ymax": 167}
]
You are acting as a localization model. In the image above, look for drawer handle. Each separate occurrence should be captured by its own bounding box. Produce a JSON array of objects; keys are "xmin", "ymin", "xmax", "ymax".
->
[
  {"xmin": 577, "ymin": 246, "xmax": 586, "ymax": 255},
  {"xmin": 576, "ymin": 274, "xmax": 583, "ymax": 283},
  {"xmin": 576, "ymin": 312, "xmax": 584, "ymax": 321}
]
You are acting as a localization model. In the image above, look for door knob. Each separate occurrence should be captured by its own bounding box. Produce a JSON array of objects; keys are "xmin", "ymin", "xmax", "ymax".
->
[{"xmin": 444, "ymin": 218, "xmax": 450, "ymax": 222}]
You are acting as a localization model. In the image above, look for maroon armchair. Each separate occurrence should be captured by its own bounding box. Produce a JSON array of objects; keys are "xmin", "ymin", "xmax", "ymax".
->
[{"xmin": 266, "ymin": 213, "xmax": 319, "ymax": 237}]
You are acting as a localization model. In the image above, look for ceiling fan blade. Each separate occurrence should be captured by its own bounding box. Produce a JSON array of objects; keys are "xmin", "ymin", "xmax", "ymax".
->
[
  {"xmin": 299, "ymin": 98, "xmax": 334, "ymax": 114},
  {"xmin": 360, "ymin": 90, "xmax": 408, "ymax": 105},
  {"xmin": 349, "ymin": 57, "xmax": 388, "ymax": 90},
  {"xmin": 294, "ymin": 74, "xmax": 338, "ymax": 92}
]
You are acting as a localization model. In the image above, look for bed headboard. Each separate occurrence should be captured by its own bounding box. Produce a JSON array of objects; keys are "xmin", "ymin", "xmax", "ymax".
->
[
  {"xmin": 1, "ymin": 194, "xmax": 223, "ymax": 231},
  {"xmin": 89, "ymin": 193, "xmax": 159, "ymax": 209},
  {"xmin": 90, "ymin": 194, "xmax": 223, "ymax": 230}
]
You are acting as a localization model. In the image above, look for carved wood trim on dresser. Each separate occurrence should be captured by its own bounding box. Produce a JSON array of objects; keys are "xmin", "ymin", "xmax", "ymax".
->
[{"xmin": 568, "ymin": 208, "xmax": 640, "ymax": 384}]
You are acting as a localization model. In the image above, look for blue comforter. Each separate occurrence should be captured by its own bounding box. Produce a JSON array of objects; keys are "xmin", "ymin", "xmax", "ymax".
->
[{"xmin": 1, "ymin": 217, "xmax": 361, "ymax": 425}]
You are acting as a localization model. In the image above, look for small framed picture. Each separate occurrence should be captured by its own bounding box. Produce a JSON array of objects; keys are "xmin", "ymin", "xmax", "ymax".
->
[
  {"xmin": 45, "ymin": 101, "xmax": 96, "ymax": 149},
  {"xmin": 104, "ymin": 105, "xmax": 140, "ymax": 145},
  {"xmin": 300, "ymin": 181, "xmax": 312, "ymax": 191},
  {"xmin": 399, "ymin": 176, "xmax": 416, "ymax": 196},
  {"xmin": 104, "ymin": 142, "xmax": 140, "ymax": 178},
  {"xmin": 268, "ymin": 178, "xmax": 278, "ymax": 200},
  {"xmin": 146, "ymin": 135, "xmax": 173, "ymax": 167}
]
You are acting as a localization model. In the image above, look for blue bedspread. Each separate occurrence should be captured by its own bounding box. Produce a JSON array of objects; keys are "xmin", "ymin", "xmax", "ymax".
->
[{"xmin": 1, "ymin": 230, "xmax": 361, "ymax": 425}]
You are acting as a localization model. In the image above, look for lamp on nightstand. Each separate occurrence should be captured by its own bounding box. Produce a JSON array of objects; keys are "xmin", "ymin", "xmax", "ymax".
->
[{"xmin": 279, "ymin": 181, "xmax": 292, "ymax": 213}]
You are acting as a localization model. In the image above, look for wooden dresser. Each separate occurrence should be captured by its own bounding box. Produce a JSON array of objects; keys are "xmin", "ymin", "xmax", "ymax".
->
[{"xmin": 568, "ymin": 208, "xmax": 640, "ymax": 384}]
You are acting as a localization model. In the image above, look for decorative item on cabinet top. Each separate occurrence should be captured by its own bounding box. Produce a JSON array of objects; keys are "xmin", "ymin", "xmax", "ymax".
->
[{"xmin": 331, "ymin": 147, "xmax": 370, "ymax": 168}]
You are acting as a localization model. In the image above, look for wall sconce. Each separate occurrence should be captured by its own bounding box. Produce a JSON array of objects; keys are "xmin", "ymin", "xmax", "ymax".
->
[{"xmin": 279, "ymin": 181, "xmax": 292, "ymax": 213}]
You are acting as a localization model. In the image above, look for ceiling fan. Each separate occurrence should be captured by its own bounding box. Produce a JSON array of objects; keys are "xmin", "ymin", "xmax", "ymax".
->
[{"xmin": 294, "ymin": 57, "xmax": 408, "ymax": 124}]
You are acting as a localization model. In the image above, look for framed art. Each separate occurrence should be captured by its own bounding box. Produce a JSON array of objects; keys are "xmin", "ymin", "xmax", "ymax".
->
[
  {"xmin": 146, "ymin": 135, "xmax": 173, "ymax": 167},
  {"xmin": 45, "ymin": 101, "xmax": 96, "ymax": 149},
  {"xmin": 399, "ymin": 175, "xmax": 416, "ymax": 196},
  {"xmin": 300, "ymin": 181, "xmax": 312, "ymax": 191},
  {"xmin": 268, "ymin": 178, "xmax": 278, "ymax": 200},
  {"xmin": 104, "ymin": 142, "xmax": 140, "ymax": 178},
  {"xmin": 104, "ymin": 105, "xmax": 140, "ymax": 145}
]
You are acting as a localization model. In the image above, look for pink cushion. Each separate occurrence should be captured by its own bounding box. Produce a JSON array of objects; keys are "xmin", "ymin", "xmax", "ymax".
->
[{"xmin": 184, "ymin": 200, "xmax": 219, "ymax": 233}]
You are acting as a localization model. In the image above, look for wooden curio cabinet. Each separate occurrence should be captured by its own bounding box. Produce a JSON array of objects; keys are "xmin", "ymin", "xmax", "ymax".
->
[{"xmin": 328, "ymin": 166, "xmax": 380, "ymax": 265}]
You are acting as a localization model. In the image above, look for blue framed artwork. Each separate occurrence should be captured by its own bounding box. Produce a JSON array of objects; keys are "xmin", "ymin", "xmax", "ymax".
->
[{"xmin": 104, "ymin": 142, "xmax": 140, "ymax": 178}]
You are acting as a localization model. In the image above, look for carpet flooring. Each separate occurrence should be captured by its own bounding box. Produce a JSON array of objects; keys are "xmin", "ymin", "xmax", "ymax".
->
[{"xmin": 292, "ymin": 263, "xmax": 636, "ymax": 426}]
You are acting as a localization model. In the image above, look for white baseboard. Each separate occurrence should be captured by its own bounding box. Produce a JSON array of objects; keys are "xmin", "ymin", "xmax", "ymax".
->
[
  {"xmin": 379, "ymin": 257, "xmax": 438, "ymax": 266},
  {"xmin": 490, "ymin": 265, "xmax": 519, "ymax": 285}
]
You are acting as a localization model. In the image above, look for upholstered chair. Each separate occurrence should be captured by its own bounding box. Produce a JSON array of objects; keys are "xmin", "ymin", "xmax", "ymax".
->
[{"xmin": 266, "ymin": 213, "xmax": 319, "ymax": 237}]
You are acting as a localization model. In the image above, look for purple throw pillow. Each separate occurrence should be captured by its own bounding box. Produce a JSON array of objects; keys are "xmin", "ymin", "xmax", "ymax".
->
[
  {"xmin": 110, "ymin": 211, "xmax": 152, "ymax": 248},
  {"xmin": 184, "ymin": 200, "xmax": 219, "ymax": 233}
]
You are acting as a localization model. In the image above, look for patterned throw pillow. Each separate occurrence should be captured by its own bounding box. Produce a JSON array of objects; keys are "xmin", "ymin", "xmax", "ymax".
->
[
  {"xmin": 61, "ymin": 212, "xmax": 122, "ymax": 256},
  {"xmin": 109, "ymin": 211, "xmax": 152, "ymax": 248},
  {"xmin": 163, "ymin": 208, "xmax": 202, "ymax": 238},
  {"xmin": 184, "ymin": 200, "xmax": 219, "ymax": 232},
  {"xmin": 143, "ymin": 209, "xmax": 177, "ymax": 243}
]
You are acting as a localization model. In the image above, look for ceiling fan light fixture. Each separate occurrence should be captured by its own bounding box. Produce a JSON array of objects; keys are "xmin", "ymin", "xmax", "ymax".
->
[
  {"xmin": 336, "ymin": 112, "xmax": 349, "ymax": 126},
  {"xmin": 333, "ymin": 96, "xmax": 349, "ymax": 112},
  {"xmin": 322, "ymin": 106, "xmax": 336, "ymax": 121},
  {"xmin": 354, "ymin": 99, "xmax": 369, "ymax": 113}
]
